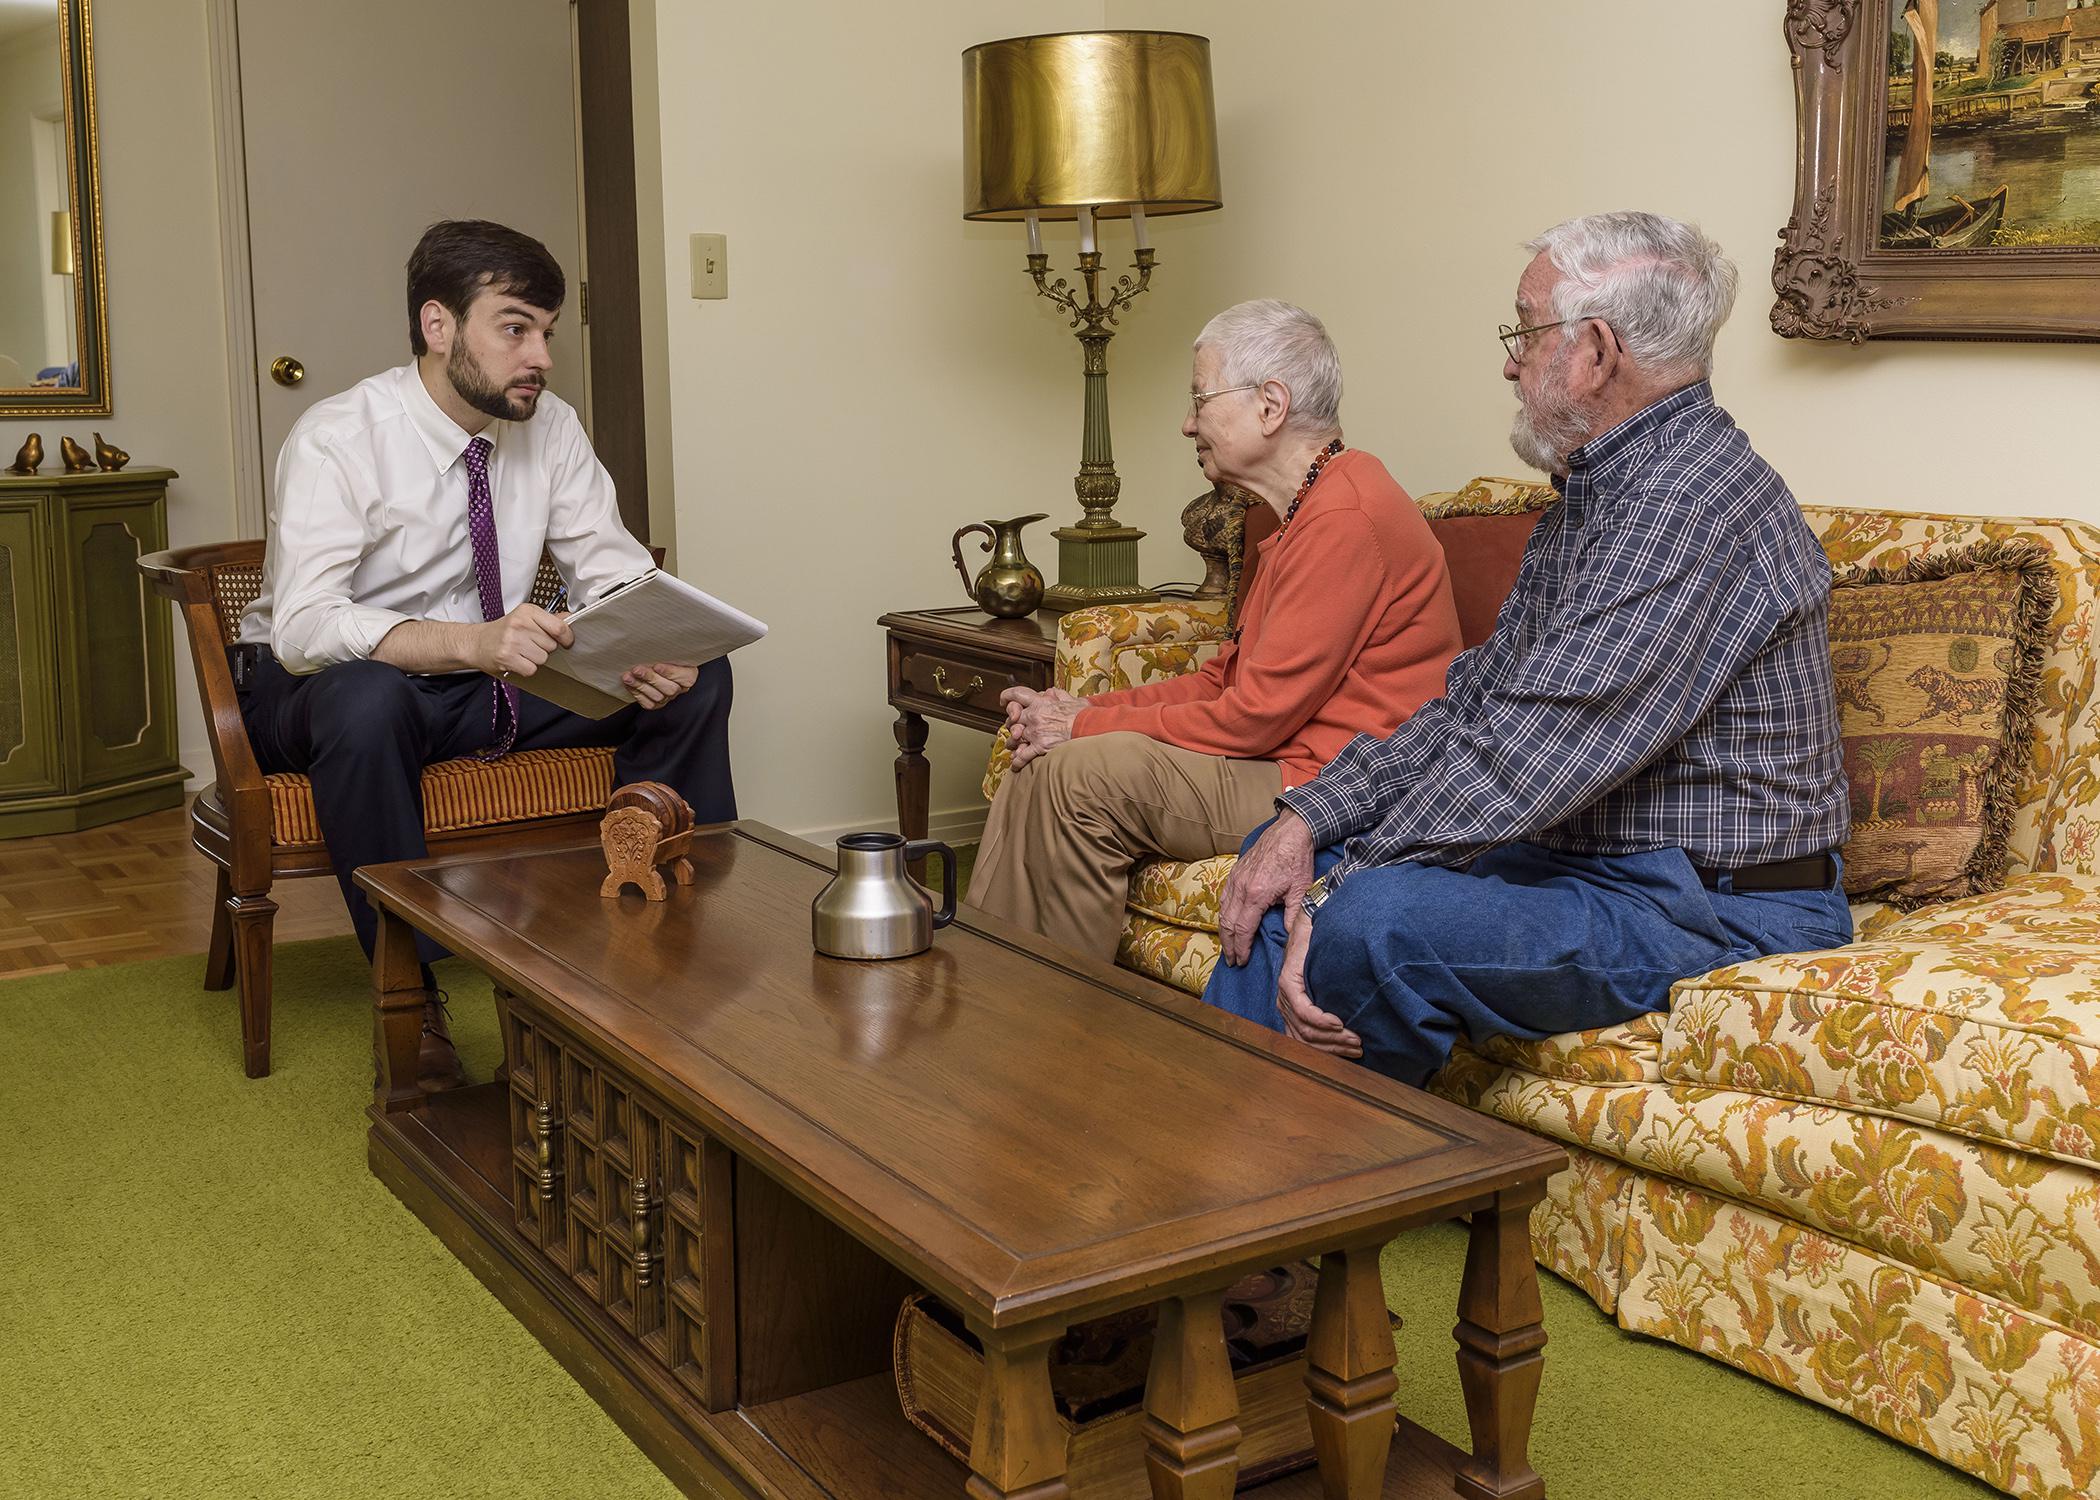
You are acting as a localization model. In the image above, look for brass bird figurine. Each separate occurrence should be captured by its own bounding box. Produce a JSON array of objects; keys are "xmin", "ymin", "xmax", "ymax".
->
[
  {"xmin": 92, "ymin": 432, "xmax": 128, "ymax": 471},
  {"xmin": 58, "ymin": 435, "xmax": 94, "ymax": 473},
  {"xmin": 6, "ymin": 433, "xmax": 40, "ymax": 475}
]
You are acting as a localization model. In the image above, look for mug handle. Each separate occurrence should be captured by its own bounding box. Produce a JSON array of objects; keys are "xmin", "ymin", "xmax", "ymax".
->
[
  {"xmin": 905, "ymin": 839, "xmax": 958, "ymax": 928},
  {"xmin": 951, "ymin": 523, "xmax": 993, "ymax": 602}
]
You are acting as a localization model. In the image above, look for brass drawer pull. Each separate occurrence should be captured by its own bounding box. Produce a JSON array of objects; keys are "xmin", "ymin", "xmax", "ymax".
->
[
  {"xmin": 631, "ymin": 1175, "xmax": 656, "ymax": 1287},
  {"xmin": 532, "ymin": 1100, "xmax": 562, "ymax": 1206},
  {"xmin": 931, "ymin": 664, "xmax": 985, "ymax": 700}
]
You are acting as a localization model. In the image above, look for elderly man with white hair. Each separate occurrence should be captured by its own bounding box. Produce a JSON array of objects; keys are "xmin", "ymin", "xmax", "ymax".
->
[
  {"xmin": 968, "ymin": 299, "xmax": 1464, "ymax": 961},
  {"xmin": 1205, "ymin": 211, "xmax": 1853, "ymax": 1085}
]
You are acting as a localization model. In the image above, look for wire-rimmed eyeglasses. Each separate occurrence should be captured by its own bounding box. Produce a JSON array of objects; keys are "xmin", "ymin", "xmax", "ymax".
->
[
  {"xmin": 1497, "ymin": 319, "xmax": 1572, "ymax": 361},
  {"xmin": 1188, "ymin": 383, "xmax": 1260, "ymax": 419}
]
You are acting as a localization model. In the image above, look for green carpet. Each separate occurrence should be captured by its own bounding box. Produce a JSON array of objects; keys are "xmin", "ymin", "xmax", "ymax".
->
[{"xmin": 0, "ymin": 938, "xmax": 1995, "ymax": 1499}]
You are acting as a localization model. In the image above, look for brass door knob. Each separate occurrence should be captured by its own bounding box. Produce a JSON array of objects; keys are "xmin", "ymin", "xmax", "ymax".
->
[{"xmin": 270, "ymin": 355, "xmax": 305, "ymax": 387}]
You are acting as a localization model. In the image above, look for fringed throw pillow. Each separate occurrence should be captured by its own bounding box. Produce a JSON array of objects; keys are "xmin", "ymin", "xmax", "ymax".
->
[{"xmin": 1829, "ymin": 539, "xmax": 2057, "ymax": 908}]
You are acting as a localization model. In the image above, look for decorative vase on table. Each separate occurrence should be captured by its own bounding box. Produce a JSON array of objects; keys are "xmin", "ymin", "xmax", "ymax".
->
[{"xmin": 950, "ymin": 513, "xmax": 1047, "ymax": 617}]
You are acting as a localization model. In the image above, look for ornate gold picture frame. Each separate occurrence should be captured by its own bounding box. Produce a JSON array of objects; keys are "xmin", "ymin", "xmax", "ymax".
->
[{"xmin": 1775, "ymin": 0, "xmax": 2100, "ymax": 343}]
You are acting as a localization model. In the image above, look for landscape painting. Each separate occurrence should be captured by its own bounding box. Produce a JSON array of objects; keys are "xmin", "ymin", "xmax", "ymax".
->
[{"xmin": 1882, "ymin": 0, "xmax": 2100, "ymax": 250}]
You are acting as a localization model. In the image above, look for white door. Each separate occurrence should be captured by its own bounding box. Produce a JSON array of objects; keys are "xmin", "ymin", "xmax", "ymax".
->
[{"xmin": 237, "ymin": 0, "xmax": 584, "ymax": 515}]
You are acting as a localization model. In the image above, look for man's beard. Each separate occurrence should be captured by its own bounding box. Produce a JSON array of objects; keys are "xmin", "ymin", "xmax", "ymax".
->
[
  {"xmin": 447, "ymin": 344, "xmax": 543, "ymax": 422},
  {"xmin": 1509, "ymin": 347, "xmax": 1592, "ymax": 477}
]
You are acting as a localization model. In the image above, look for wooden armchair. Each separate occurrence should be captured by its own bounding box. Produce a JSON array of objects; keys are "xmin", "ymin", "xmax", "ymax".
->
[{"xmin": 140, "ymin": 542, "xmax": 637, "ymax": 1078}]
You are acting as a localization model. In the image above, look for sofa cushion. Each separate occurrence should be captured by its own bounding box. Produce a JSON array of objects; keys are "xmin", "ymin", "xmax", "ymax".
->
[
  {"xmin": 1125, "ymin": 854, "xmax": 1234, "ymax": 929},
  {"xmin": 1658, "ymin": 872, "xmax": 2100, "ymax": 1172},
  {"xmin": 1829, "ymin": 540, "xmax": 2057, "ymax": 908},
  {"xmin": 1426, "ymin": 511, "xmax": 1544, "ymax": 650},
  {"xmin": 1433, "ymin": 1061, "xmax": 2100, "ymax": 1345}
]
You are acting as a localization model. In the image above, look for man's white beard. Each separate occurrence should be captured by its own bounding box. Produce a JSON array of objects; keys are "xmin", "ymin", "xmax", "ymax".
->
[{"xmin": 1509, "ymin": 350, "xmax": 1593, "ymax": 477}]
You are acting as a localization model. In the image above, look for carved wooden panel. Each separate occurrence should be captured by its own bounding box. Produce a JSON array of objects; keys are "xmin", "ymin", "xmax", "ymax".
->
[
  {"xmin": 0, "ymin": 505, "xmax": 58, "ymax": 796},
  {"xmin": 59, "ymin": 487, "xmax": 175, "ymax": 792},
  {"xmin": 503, "ymin": 1003, "xmax": 567, "ymax": 1263},
  {"xmin": 497, "ymin": 987, "xmax": 731, "ymax": 1405},
  {"xmin": 80, "ymin": 519, "xmax": 150, "ymax": 751}
]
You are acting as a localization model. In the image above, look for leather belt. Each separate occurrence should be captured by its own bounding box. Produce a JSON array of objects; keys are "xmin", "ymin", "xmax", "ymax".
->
[{"xmin": 1693, "ymin": 851, "xmax": 1836, "ymax": 893}]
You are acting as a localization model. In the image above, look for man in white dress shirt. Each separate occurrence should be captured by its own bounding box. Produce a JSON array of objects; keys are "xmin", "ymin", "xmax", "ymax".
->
[{"xmin": 235, "ymin": 220, "xmax": 734, "ymax": 1086}]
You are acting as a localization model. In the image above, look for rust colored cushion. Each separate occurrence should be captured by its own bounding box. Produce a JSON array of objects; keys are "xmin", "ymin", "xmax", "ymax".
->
[
  {"xmin": 1426, "ymin": 511, "xmax": 1543, "ymax": 650},
  {"xmin": 1235, "ymin": 499, "xmax": 1537, "ymax": 652},
  {"xmin": 263, "ymin": 746, "xmax": 618, "ymax": 848},
  {"xmin": 1829, "ymin": 540, "xmax": 2057, "ymax": 907}
]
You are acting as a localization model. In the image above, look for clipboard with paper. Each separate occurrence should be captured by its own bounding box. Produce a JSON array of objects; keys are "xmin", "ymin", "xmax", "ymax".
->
[{"xmin": 513, "ymin": 570, "xmax": 767, "ymax": 719}]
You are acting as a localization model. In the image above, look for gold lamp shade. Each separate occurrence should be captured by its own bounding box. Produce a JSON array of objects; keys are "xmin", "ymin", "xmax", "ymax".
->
[
  {"xmin": 962, "ymin": 31, "xmax": 1221, "ymax": 220},
  {"xmin": 51, "ymin": 210, "xmax": 74, "ymax": 276}
]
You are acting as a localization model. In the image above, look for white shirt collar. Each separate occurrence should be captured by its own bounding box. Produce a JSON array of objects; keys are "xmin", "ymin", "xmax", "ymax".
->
[{"xmin": 393, "ymin": 361, "xmax": 504, "ymax": 475}]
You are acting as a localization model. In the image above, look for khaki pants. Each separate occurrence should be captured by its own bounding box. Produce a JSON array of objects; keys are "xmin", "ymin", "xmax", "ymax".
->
[{"xmin": 968, "ymin": 731, "xmax": 1283, "ymax": 962}]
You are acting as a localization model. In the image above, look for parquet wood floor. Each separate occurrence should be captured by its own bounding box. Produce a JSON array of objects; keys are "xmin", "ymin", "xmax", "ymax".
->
[{"xmin": 0, "ymin": 805, "xmax": 351, "ymax": 978}]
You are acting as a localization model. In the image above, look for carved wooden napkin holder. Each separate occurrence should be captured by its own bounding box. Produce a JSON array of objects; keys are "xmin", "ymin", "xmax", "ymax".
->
[{"xmin": 599, "ymin": 781, "xmax": 695, "ymax": 901}]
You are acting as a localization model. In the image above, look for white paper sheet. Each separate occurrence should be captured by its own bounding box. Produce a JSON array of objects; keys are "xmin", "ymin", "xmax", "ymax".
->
[{"xmin": 512, "ymin": 570, "xmax": 767, "ymax": 719}]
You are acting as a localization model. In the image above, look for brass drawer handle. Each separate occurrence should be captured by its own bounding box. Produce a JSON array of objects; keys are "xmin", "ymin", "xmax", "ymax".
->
[
  {"xmin": 532, "ymin": 1101, "xmax": 562, "ymax": 1206},
  {"xmin": 631, "ymin": 1174, "xmax": 656, "ymax": 1288},
  {"xmin": 931, "ymin": 665, "xmax": 985, "ymax": 700}
]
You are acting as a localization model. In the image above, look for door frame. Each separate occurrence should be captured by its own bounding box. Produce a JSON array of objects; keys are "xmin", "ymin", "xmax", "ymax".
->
[{"xmin": 207, "ymin": 0, "xmax": 654, "ymax": 541}]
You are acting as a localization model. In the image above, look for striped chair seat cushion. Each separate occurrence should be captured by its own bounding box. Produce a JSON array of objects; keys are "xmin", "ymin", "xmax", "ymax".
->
[{"xmin": 263, "ymin": 746, "xmax": 618, "ymax": 848}]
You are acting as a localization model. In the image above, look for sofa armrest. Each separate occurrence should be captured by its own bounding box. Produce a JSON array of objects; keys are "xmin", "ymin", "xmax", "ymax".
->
[
  {"xmin": 982, "ymin": 599, "xmax": 1233, "ymax": 802},
  {"xmin": 1056, "ymin": 598, "xmax": 1232, "ymax": 695}
]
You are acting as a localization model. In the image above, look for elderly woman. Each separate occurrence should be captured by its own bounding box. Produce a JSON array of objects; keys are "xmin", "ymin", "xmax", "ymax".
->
[{"xmin": 967, "ymin": 299, "xmax": 1465, "ymax": 962}]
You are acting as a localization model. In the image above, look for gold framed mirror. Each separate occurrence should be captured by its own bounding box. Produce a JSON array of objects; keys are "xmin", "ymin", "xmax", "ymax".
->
[{"xmin": 0, "ymin": 0, "xmax": 107, "ymax": 417}]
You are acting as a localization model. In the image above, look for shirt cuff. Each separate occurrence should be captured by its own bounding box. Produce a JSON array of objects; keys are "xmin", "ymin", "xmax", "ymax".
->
[
  {"xmin": 1277, "ymin": 782, "xmax": 1361, "ymax": 850},
  {"xmin": 277, "ymin": 604, "xmax": 414, "ymax": 674}
]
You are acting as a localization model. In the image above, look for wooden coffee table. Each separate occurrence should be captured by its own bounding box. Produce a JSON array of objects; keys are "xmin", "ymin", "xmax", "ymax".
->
[{"xmin": 359, "ymin": 825, "xmax": 1564, "ymax": 1499}]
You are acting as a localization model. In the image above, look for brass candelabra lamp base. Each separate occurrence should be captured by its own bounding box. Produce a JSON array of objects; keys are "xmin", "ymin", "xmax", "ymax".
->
[{"xmin": 1028, "ymin": 248, "xmax": 1158, "ymax": 609}]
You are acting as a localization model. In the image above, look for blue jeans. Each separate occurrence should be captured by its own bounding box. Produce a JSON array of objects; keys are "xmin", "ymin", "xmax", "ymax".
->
[{"xmin": 1202, "ymin": 824, "xmax": 1853, "ymax": 1087}]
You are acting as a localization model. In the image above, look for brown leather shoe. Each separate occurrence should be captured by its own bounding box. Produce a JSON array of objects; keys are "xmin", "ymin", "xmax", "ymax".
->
[{"xmin": 417, "ymin": 991, "xmax": 467, "ymax": 1092}]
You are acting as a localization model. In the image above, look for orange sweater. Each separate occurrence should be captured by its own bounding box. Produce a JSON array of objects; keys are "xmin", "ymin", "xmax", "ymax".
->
[{"xmin": 1072, "ymin": 449, "xmax": 1462, "ymax": 788}]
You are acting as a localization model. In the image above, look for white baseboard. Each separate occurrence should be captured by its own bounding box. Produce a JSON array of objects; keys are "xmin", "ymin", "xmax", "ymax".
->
[
  {"xmin": 787, "ymin": 803, "xmax": 988, "ymax": 849},
  {"xmin": 181, "ymin": 742, "xmax": 212, "ymax": 791}
]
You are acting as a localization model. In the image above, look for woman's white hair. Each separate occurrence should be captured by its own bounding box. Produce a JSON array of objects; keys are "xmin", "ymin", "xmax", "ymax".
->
[
  {"xmin": 1194, "ymin": 299, "xmax": 1342, "ymax": 432},
  {"xmin": 1527, "ymin": 212, "xmax": 1738, "ymax": 380}
]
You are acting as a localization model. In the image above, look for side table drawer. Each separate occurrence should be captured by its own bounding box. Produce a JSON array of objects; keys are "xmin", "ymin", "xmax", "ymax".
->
[{"xmin": 890, "ymin": 641, "xmax": 1049, "ymax": 729}]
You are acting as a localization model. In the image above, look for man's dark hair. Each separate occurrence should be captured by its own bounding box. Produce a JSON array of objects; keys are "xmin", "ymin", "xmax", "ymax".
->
[{"xmin": 405, "ymin": 220, "xmax": 565, "ymax": 356}]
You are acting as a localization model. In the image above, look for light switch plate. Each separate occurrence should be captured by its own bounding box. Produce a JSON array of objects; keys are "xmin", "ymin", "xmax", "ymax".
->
[{"xmin": 690, "ymin": 233, "xmax": 727, "ymax": 299}]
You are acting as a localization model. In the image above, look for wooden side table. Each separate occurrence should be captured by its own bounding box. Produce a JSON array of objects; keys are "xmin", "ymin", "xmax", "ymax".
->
[{"xmin": 877, "ymin": 606, "xmax": 1063, "ymax": 842}]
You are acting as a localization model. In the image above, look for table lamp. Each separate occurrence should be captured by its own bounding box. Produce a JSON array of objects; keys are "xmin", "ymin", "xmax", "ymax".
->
[{"xmin": 963, "ymin": 31, "xmax": 1221, "ymax": 608}]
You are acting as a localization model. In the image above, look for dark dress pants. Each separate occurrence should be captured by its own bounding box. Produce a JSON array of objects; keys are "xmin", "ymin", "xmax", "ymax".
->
[{"xmin": 234, "ymin": 647, "xmax": 735, "ymax": 961}]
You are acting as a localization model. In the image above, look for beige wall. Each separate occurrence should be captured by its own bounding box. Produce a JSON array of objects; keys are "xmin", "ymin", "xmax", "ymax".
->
[
  {"xmin": 0, "ymin": 0, "xmax": 237, "ymax": 789},
  {"xmin": 1100, "ymin": 0, "xmax": 2100, "ymax": 521},
  {"xmin": 647, "ymin": 0, "xmax": 1137, "ymax": 838}
]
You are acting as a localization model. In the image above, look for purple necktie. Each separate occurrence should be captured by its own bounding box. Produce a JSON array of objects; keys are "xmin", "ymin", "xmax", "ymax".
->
[{"xmin": 462, "ymin": 435, "xmax": 518, "ymax": 757}]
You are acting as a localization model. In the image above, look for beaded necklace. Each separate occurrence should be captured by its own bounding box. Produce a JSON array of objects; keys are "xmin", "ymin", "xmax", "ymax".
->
[{"xmin": 1278, "ymin": 438, "xmax": 1346, "ymax": 533}]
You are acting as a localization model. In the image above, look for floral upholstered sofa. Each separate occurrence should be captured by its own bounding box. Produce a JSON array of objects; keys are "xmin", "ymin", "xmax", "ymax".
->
[{"xmin": 982, "ymin": 480, "xmax": 2100, "ymax": 1497}]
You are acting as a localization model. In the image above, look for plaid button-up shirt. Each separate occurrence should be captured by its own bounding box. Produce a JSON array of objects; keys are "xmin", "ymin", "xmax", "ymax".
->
[{"xmin": 1280, "ymin": 381, "xmax": 1849, "ymax": 892}]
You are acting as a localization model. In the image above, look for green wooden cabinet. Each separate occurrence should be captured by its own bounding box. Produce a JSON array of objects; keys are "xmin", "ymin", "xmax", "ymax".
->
[{"xmin": 0, "ymin": 466, "xmax": 186, "ymax": 836}]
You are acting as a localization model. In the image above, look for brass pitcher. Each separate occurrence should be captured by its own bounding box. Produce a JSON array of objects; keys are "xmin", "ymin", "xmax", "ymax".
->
[
  {"xmin": 811, "ymin": 832, "xmax": 958, "ymax": 960},
  {"xmin": 951, "ymin": 513, "xmax": 1047, "ymax": 617}
]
